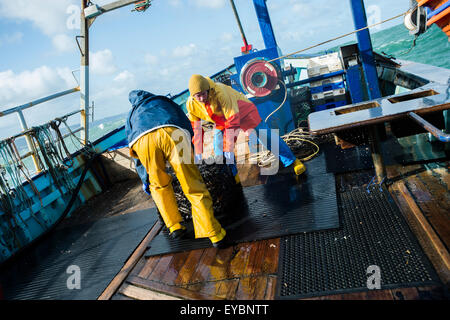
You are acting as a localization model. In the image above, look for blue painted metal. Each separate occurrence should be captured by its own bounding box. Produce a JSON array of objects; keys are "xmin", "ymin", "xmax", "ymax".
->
[
  {"xmin": 346, "ymin": 65, "xmax": 366, "ymax": 103},
  {"xmin": 310, "ymin": 81, "xmax": 345, "ymax": 95},
  {"xmin": 232, "ymin": 47, "xmax": 294, "ymax": 135},
  {"xmin": 427, "ymin": 0, "xmax": 450, "ymax": 19},
  {"xmin": 229, "ymin": 1, "xmax": 294, "ymax": 135},
  {"xmin": 349, "ymin": 0, "xmax": 382, "ymax": 100},
  {"xmin": 314, "ymin": 100, "xmax": 347, "ymax": 112},
  {"xmin": 252, "ymin": 0, "xmax": 277, "ymax": 50}
]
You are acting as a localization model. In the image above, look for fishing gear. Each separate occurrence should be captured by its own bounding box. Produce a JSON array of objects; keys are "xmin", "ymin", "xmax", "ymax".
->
[{"xmin": 132, "ymin": 0, "xmax": 152, "ymax": 12}]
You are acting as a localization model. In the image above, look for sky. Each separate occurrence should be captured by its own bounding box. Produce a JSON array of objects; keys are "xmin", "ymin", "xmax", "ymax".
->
[{"xmin": 0, "ymin": 0, "xmax": 410, "ymax": 140}]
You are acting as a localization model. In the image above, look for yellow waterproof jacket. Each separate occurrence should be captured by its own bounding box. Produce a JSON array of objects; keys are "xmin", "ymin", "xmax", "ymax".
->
[{"xmin": 186, "ymin": 77, "xmax": 261, "ymax": 153}]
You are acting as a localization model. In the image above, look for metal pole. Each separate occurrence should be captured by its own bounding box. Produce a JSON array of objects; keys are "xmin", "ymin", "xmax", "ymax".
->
[
  {"xmin": 349, "ymin": 0, "xmax": 386, "ymax": 182},
  {"xmin": 16, "ymin": 110, "xmax": 42, "ymax": 172},
  {"xmin": 349, "ymin": 0, "xmax": 382, "ymax": 100},
  {"xmin": 0, "ymin": 87, "xmax": 80, "ymax": 116},
  {"xmin": 229, "ymin": 0, "xmax": 251, "ymax": 53},
  {"xmin": 80, "ymin": 0, "xmax": 90, "ymax": 145},
  {"xmin": 408, "ymin": 112, "xmax": 450, "ymax": 142},
  {"xmin": 100, "ymin": 0, "xmax": 140, "ymax": 13},
  {"xmin": 252, "ymin": 0, "xmax": 278, "ymax": 49}
]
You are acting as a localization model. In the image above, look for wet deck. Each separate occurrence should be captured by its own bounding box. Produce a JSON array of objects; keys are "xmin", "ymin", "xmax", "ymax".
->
[{"xmin": 97, "ymin": 139, "xmax": 449, "ymax": 300}]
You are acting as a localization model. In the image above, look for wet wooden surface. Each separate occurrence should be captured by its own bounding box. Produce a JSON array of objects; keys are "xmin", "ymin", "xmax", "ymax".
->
[{"xmin": 104, "ymin": 145, "xmax": 449, "ymax": 300}]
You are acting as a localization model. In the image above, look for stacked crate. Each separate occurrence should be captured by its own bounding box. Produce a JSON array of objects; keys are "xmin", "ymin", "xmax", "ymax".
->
[{"xmin": 307, "ymin": 53, "xmax": 347, "ymax": 111}]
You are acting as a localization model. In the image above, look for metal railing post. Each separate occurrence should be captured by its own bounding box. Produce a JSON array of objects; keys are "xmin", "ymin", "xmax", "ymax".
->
[
  {"xmin": 16, "ymin": 109, "xmax": 42, "ymax": 172},
  {"xmin": 80, "ymin": 0, "xmax": 90, "ymax": 146}
]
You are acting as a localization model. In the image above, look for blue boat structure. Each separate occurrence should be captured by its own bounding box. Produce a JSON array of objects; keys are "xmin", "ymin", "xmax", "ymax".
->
[{"xmin": 0, "ymin": 0, "xmax": 449, "ymax": 301}]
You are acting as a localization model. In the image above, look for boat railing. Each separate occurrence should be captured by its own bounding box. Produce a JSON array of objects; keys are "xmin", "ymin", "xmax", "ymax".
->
[{"xmin": 0, "ymin": 87, "xmax": 83, "ymax": 174}]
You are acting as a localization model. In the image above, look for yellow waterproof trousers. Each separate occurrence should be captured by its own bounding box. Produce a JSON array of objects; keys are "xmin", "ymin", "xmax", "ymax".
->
[{"xmin": 131, "ymin": 126, "xmax": 225, "ymax": 241}]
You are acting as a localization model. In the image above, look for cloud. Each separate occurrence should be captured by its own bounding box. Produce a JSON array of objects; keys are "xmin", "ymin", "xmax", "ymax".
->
[
  {"xmin": 52, "ymin": 33, "xmax": 76, "ymax": 53},
  {"xmin": 0, "ymin": 0, "xmax": 80, "ymax": 53},
  {"xmin": 114, "ymin": 70, "xmax": 135, "ymax": 83},
  {"xmin": 172, "ymin": 43, "xmax": 197, "ymax": 58},
  {"xmin": 0, "ymin": 65, "xmax": 79, "ymax": 135},
  {"xmin": 90, "ymin": 49, "xmax": 117, "ymax": 75},
  {"xmin": 0, "ymin": 66, "xmax": 77, "ymax": 106},
  {"xmin": 0, "ymin": 0, "xmax": 73, "ymax": 36}
]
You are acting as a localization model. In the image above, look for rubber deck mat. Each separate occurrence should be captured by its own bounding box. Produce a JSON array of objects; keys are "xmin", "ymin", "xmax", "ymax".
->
[
  {"xmin": 145, "ymin": 153, "xmax": 339, "ymax": 257},
  {"xmin": 275, "ymin": 186, "xmax": 441, "ymax": 299},
  {"xmin": 0, "ymin": 209, "xmax": 157, "ymax": 300}
]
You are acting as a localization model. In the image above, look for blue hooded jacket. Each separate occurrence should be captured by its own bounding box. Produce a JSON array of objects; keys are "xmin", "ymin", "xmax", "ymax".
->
[{"xmin": 126, "ymin": 90, "xmax": 194, "ymax": 184}]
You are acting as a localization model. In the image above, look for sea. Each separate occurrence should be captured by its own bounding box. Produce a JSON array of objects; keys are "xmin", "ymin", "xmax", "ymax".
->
[{"xmin": 3, "ymin": 23, "xmax": 450, "ymax": 176}]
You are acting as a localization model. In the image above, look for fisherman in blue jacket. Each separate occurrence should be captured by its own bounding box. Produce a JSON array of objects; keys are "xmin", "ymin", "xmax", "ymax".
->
[{"xmin": 126, "ymin": 90, "xmax": 227, "ymax": 247}]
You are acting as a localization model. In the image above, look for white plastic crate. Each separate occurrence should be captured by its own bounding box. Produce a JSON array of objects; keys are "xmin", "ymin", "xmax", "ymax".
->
[
  {"xmin": 310, "ymin": 75, "xmax": 344, "ymax": 88},
  {"xmin": 307, "ymin": 52, "xmax": 343, "ymax": 77},
  {"xmin": 312, "ymin": 88, "xmax": 346, "ymax": 101}
]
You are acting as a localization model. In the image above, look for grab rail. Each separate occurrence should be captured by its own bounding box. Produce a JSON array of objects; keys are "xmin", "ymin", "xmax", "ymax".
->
[{"xmin": 0, "ymin": 87, "xmax": 81, "ymax": 172}]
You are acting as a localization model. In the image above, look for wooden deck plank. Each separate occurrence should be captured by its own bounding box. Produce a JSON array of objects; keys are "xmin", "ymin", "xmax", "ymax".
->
[
  {"xmin": 243, "ymin": 240, "xmax": 267, "ymax": 277},
  {"xmin": 262, "ymin": 238, "xmax": 280, "ymax": 274},
  {"xmin": 161, "ymin": 251, "xmax": 191, "ymax": 285},
  {"xmin": 223, "ymin": 279, "xmax": 241, "ymax": 300},
  {"xmin": 390, "ymin": 181, "xmax": 450, "ymax": 285},
  {"xmin": 229, "ymin": 243, "xmax": 254, "ymax": 278},
  {"xmin": 233, "ymin": 276, "xmax": 272, "ymax": 300},
  {"xmin": 184, "ymin": 280, "xmax": 223, "ymax": 297},
  {"xmin": 137, "ymin": 255, "xmax": 161, "ymax": 278},
  {"xmin": 204, "ymin": 246, "xmax": 235, "ymax": 283},
  {"xmin": 215, "ymin": 280, "xmax": 235, "ymax": 299},
  {"xmin": 188, "ymin": 247, "xmax": 221, "ymax": 284},
  {"xmin": 407, "ymin": 171, "xmax": 450, "ymax": 248},
  {"xmin": 391, "ymin": 287, "xmax": 420, "ymax": 300},
  {"xmin": 127, "ymin": 275, "xmax": 222, "ymax": 300},
  {"xmin": 174, "ymin": 249, "xmax": 205, "ymax": 285},
  {"xmin": 128, "ymin": 258, "xmax": 147, "ymax": 277},
  {"xmin": 118, "ymin": 283, "xmax": 181, "ymax": 300},
  {"xmin": 416, "ymin": 285, "xmax": 448, "ymax": 299},
  {"xmin": 264, "ymin": 276, "xmax": 277, "ymax": 300},
  {"xmin": 147, "ymin": 254, "xmax": 175, "ymax": 282},
  {"xmin": 252, "ymin": 276, "xmax": 269, "ymax": 300}
]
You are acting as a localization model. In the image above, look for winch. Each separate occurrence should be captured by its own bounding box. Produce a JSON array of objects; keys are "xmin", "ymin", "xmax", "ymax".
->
[{"xmin": 239, "ymin": 58, "xmax": 281, "ymax": 98}]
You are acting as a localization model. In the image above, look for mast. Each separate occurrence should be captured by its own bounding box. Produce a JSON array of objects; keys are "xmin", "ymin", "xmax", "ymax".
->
[{"xmin": 80, "ymin": 0, "xmax": 89, "ymax": 145}]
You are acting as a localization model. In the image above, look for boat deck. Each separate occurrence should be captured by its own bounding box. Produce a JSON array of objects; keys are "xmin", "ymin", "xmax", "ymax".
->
[{"xmin": 96, "ymin": 140, "xmax": 449, "ymax": 300}]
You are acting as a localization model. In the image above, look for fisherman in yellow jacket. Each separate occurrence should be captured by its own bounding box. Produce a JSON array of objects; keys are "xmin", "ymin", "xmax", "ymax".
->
[{"xmin": 186, "ymin": 74, "xmax": 306, "ymax": 176}]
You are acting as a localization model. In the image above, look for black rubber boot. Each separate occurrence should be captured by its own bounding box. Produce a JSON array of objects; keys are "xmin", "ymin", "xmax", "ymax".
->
[{"xmin": 169, "ymin": 228, "xmax": 187, "ymax": 240}]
